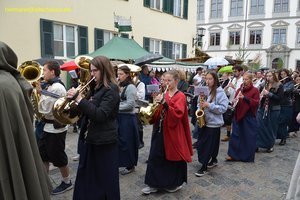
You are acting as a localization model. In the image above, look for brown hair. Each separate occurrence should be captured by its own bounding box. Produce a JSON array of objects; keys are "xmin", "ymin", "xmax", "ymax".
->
[
  {"xmin": 118, "ymin": 65, "xmax": 133, "ymax": 84},
  {"xmin": 178, "ymin": 70, "xmax": 186, "ymax": 81},
  {"xmin": 164, "ymin": 70, "xmax": 180, "ymax": 81},
  {"xmin": 206, "ymin": 71, "xmax": 219, "ymax": 103},
  {"xmin": 44, "ymin": 61, "xmax": 61, "ymax": 77},
  {"xmin": 91, "ymin": 56, "xmax": 118, "ymax": 88}
]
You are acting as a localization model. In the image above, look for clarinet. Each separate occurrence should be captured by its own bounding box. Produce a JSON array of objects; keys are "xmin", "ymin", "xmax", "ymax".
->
[{"xmin": 262, "ymin": 81, "xmax": 269, "ymax": 119}]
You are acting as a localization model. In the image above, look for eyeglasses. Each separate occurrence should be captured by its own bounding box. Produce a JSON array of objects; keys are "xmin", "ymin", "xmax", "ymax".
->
[{"xmin": 90, "ymin": 69, "xmax": 99, "ymax": 73}]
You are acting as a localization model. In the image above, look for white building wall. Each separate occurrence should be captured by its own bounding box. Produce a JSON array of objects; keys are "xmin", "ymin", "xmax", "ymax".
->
[{"xmin": 197, "ymin": 0, "xmax": 300, "ymax": 70}]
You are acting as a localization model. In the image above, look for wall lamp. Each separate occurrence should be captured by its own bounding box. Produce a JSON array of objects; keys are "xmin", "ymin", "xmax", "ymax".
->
[{"xmin": 192, "ymin": 27, "xmax": 206, "ymax": 48}]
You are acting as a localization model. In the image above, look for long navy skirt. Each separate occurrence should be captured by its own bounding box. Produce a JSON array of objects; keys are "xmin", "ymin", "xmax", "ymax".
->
[
  {"xmin": 256, "ymin": 107, "xmax": 280, "ymax": 149},
  {"xmin": 228, "ymin": 112, "xmax": 258, "ymax": 162},
  {"xmin": 277, "ymin": 105, "xmax": 293, "ymax": 139},
  {"xmin": 73, "ymin": 142, "xmax": 120, "ymax": 200},
  {"xmin": 118, "ymin": 113, "xmax": 139, "ymax": 167},
  {"xmin": 289, "ymin": 110, "xmax": 300, "ymax": 132},
  {"xmin": 197, "ymin": 126, "xmax": 221, "ymax": 167},
  {"xmin": 145, "ymin": 126, "xmax": 187, "ymax": 189}
]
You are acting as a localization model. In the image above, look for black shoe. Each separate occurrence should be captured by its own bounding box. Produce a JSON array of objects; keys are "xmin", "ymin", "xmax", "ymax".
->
[
  {"xmin": 52, "ymin": 181, "xmax": 73, "ymax": 195},
  {"xmin": 195, "ymin": 169, "xmax": 207, "ymax": 177},
  {"xmin": 207, "ymin": 159, "xmax": 218, "ymax": 169},
  {"xmin": 279, "ymin": 139, "xmax": 286, "ymax": 146}
]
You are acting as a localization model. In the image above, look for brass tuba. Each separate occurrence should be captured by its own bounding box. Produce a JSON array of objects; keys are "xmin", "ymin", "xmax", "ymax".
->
[
  {"xmin": 195, "ymin": 95, "xmax": 206, "ymax": 128},
  {"xmin": 138, "ymin": 85, "xmax": 168, "ymax": 125},
  {"xmin": 52, "ymin": 55, "xmax": 94, "ymax": 125},
  {"xmin": 18, "ymin": 60, "xmax": 43, "ymax": 120}
]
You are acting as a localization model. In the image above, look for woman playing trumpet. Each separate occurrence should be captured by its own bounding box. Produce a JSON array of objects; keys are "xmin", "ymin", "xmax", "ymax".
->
[
  {"xmin": 226, "ymin": 73, "xmax": 260, "ymax": 162},
  {"xmin": 276, "ymin": 69, "xmax": 294, "ymax": 145},
  {"xmin": 67, "ymin": 56, "xmax": 120, "ymax": 200},
  {"xmin": 142, "ymin": 70, "xmax": 193, "ymax": 194},
  {"xmin": 256, "ymin": 71, "xmax": 284, "ymax": 153}
]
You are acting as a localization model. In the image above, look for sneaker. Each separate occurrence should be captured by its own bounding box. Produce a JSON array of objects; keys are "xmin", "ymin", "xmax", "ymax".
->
[
  {"xmin": 120, "ymin": 167, "xmax": 135, "ymax": 175},
  {"xmin": 52, "ymin": 181, "xmax": 73, "ymax": 195},
  {"xmin": 221, "ymin": 135, "xmax": 230, "ymax": 142},
  {"xmin": 72, "ymin": 155, "xmax": 80, "ymax": 161},
  {"xmin": 164, "ymin": 185, "xmax": 182, "ymax": 193},
  {"xmin": 207, "ymin": 160, "xmax": 218, "ymax": 169},
  {"xmin": 142, "ymin": 186, "xmax": 158, "ymax": 194},
  {"xmin": 195, "ymin": 169, "xmax": 207, "ymax": 177}
]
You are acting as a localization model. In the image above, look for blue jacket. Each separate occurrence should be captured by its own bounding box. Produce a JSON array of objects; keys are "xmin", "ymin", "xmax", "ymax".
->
[{"xmin": 199, "ymin": 87, "xmax": 228, "ymax": 128}]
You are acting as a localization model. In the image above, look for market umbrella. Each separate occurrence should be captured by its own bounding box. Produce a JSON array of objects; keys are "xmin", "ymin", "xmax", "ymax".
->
[
  {"xmin": 218, "ymin": 65, "xmax": 233, "ymax": 73},
  {"xmin": 134, "ymin": 53, "xmax": 163, "ymax": 66},
  {"xmin": 34, "ymin": 58, "xmax": 64, "ymax": 66},
  {"xmin": 204, "ymin": 57, "xmax": 229, "ymax": 66},
  {"xmin": 60, "ymin": 61, "xmax": 77, "ymax": 71}
]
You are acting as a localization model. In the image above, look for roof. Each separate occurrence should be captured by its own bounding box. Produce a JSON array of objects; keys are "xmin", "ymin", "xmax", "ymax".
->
[{"xmin": 88, "ymin": 37, "xmax": 149, "ymax": 61}]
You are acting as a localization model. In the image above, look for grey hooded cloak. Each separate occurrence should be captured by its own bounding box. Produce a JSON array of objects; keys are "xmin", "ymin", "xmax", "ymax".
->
[{"xmin": 0, "ymin": 41, "xmax": 51, "ymax": 200}]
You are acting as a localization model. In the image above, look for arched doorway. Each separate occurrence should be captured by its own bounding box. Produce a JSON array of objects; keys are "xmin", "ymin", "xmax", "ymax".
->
[{"xmin": 272, "ymin": 57, "xmax": 284, "ymax": 69}]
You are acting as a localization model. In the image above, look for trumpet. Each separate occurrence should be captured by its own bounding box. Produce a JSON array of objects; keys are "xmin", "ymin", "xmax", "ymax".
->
[{"xmin": 138, "ymin": 85, "xmax": 168, "ymax": 125}]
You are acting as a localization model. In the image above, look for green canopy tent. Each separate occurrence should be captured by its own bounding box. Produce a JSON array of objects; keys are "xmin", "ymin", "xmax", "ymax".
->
[{"xmin": 88, "ymin": 37, "xmax": 150, "ymax": 61}]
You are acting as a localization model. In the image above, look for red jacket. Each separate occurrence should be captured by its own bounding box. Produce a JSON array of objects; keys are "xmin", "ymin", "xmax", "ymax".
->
[{"xmin": 153, "ymin": 91, "xmax": 193, "ymax": 162}]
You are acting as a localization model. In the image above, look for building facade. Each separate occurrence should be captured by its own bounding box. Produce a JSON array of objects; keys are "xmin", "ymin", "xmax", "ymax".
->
[
  {"xmin": 197, "ymin": 0, "xmax": 300, "ymax": 70},
  {"xmin": 0, "ymin": 0, "xmax": 196, "ymax": 64}
]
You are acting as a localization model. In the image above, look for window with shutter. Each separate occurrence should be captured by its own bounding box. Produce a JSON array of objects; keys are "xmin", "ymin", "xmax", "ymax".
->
[
  {"xmin": 183, "ymin": 0, "xmax": 188, "ymax": 19},
  {"xmin": 40, "ymin": 19, "xmax": 54, "ymax": 58},
  {"xmin": 143, "ymin": 37, "xmax": 150, "ymax": 52},
  {"xmin": 94, "ymin": 28, "xmax": 104, "ymax": 50},
  {"xmin": 78, "ymin": 26, "xmax": 88, "ymax": 55}
]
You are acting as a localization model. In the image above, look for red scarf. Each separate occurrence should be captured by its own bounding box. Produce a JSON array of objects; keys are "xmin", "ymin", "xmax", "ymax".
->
[{"xmin": 234, "ymin": 83, "xmax": 260, "ymax": 122}]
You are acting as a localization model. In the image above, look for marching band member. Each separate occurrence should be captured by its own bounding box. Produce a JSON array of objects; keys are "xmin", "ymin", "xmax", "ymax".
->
[
  {"xmin": 276, "ymin": 69, "xmax": 294, "ymax": 145},
  {"xmin": 256, "ymin": 71, "xmax": 284, "ymax": 153},
  {"xmin": 117, "ymin": 65, "xmax": 139, "ymax": 175},
  {"xmin": 195, "ymin": 71, "xmax": 228, "ymax": 177},
  {"xmin": 226, "ymin": 73, "xmax": 260, "ymax": 162},
  {"xmin": 253, "ymin": 70, "xmax": 265, "ymax": 92},
  {"xmin": 142, "ymin": 70, "xmax": 193, "ymax": 194},
  {"xmin": 288, "ymin": 76, "xmax": 300, "ymax": 137}
]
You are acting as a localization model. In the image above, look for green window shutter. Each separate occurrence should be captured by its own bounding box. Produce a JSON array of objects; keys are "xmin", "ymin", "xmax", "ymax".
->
[
  {"xmin": 183, "ymin": 0, "xmax": 188, "ymax": 19},
  {"xmin": 40, "ymin": 19, "xmax": 54, "ymax": 58},
  {"xmin": 121, "ymin": 33, "xmax": 129, "ymax": 38},
  {"xmin": 78, "ymin": 26, "xmax": 88, "ymax": 54},
  {"xmin": 170, "ymin": 0, "xmax": 174, "ymax": 14},
  {"xmin": 162, "ymin": 40, "xmax": 173, "ymax": 58},
  {"xmin": 163, "ymin": 0, "xmax": 174, "ymax": 15},
  {"xmin": 182, "ymin": 44, "xmax": 187, "ymax": 58},
  {"xmin": 144, "ymin": 0, "xmax": 150, "ymax": 7},
  {"xmin": 163, "ymin": 0, "xmax": 168, "ymax": 13},
  {"xmin": 94, "ymin": 28, "xmax": 104, "ymax": 50},
  {"xmin": 168, "ymin": 41, "xmax": 173, "ymax": 58},
  {"xmin": 143, "ymin": 37, "xmax": 150, "ymax": 52}
]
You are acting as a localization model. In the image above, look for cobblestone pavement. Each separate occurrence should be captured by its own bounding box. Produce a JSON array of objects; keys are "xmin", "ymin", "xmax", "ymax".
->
[{"xmin": 51, "ymin": 125, "xmax": 300, "ymax": 200}]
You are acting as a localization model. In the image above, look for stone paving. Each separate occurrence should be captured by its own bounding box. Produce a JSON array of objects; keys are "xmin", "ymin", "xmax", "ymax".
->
[{"xmin": 51, "ymin": 125, "xmax": 300, "ymax": 200}]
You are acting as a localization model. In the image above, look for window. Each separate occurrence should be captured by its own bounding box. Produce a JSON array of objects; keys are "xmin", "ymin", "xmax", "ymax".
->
[
  {"xmin": 229, "ymin": 31, "xmax": 240, "ymax": 45},
  {"xmin": 197, "ymin": 0, "xmax": 205, "ymax": 20},
  {"xmin": 274, "ymin": 0, "xmax": 289, "ymax": 13},
  {"xmin": 172, "ymin": 43, "xmax": 182, "ymax": 59},
  {"xmin": 210, "ymin": 32, "xmax": 221, "ymax": 46},
  {"xmin": 230, "ymin": 0, "xmax": 243, "ymax": 16},
  {"xmin": 150, "ymin": 0, "xmax": 161, "ymax": 10},
  {"xmin": 250, "ymin": 0, "xmax": 264, "ymax": 15},
  {"xmin": 174, "ymin": 0, "xmax": 182, "ymax": 17},
  {"xmin": 53, "ymin": 23, "xmax": 77, "ymax": 58},
  {"xmin": 249, "ymin": 30, "xmax": 262, "ymax": 44},
  {"xmin": 149, "ymin": 39, "xmax": 161, "ymax": 54},
  {"xmin": 272, "ymin": 28, "xmax": 286, "ymax": 44},
  {"xmin": 211, "ymin": 0, "xmax": 223, "ymax": 18},
  {"xmin": 297, "ymin": 28, "xmax": 300, "ymax": 44}
]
